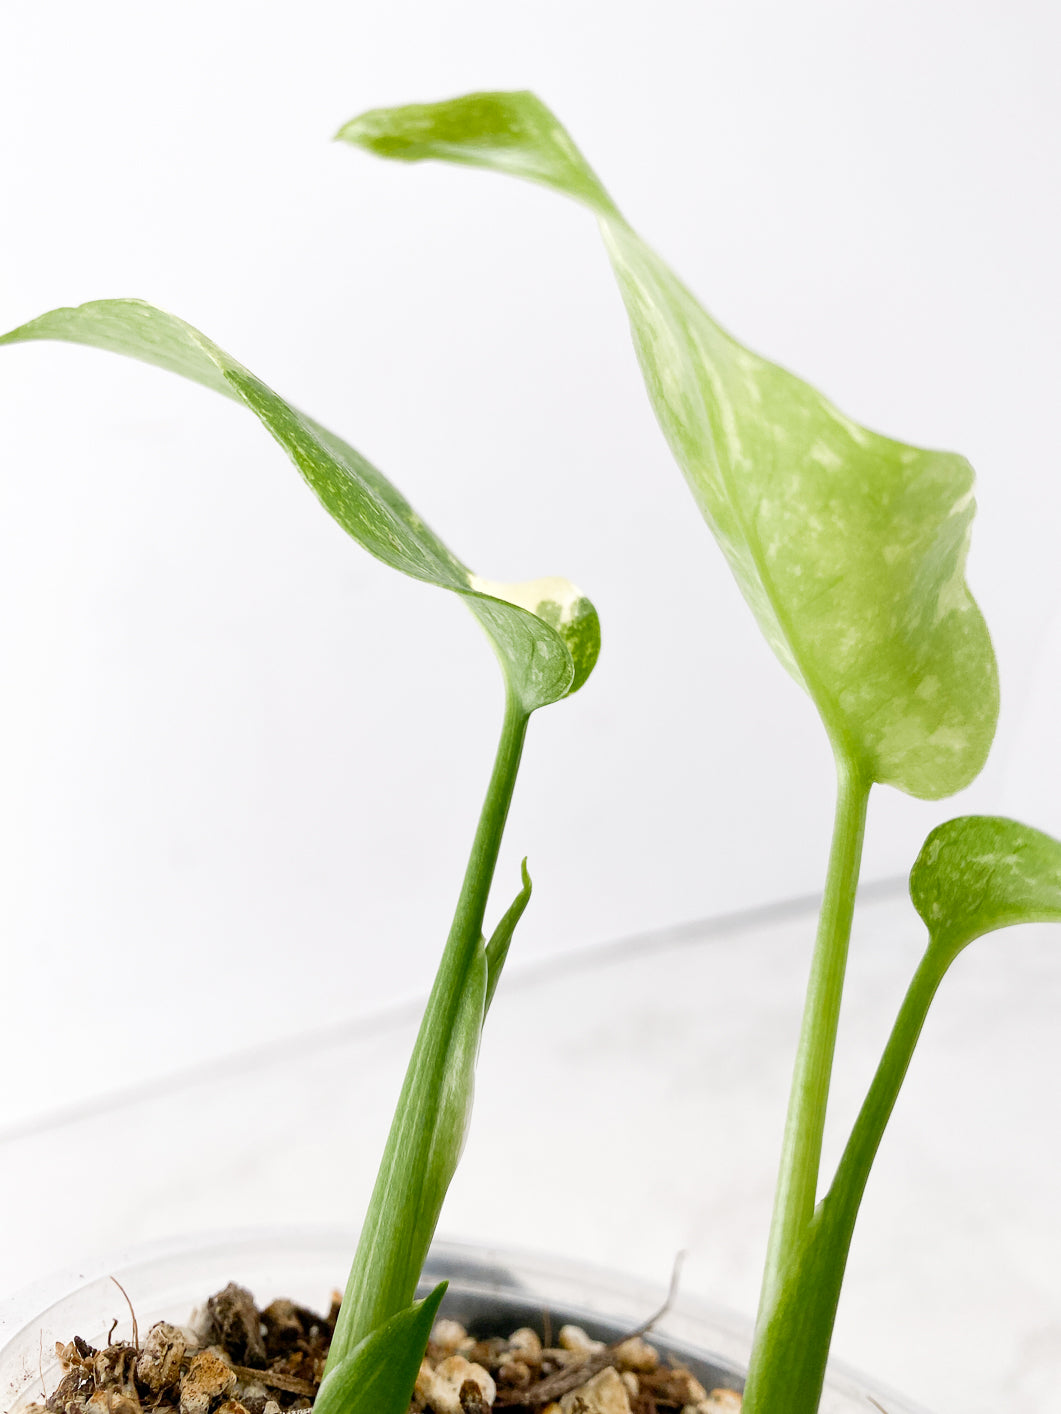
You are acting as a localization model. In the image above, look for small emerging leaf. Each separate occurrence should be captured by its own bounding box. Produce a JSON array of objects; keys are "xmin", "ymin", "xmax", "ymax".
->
[
  {"xmin": 313, "ymin": 1282, "xmax": 445, "ymax": 1414},
  {"xmin": 0, "ymin": 300, "xmax": 600, "ymax": 714},
  {"xmin": 340, "ymin": 91, "xmax": 998, "ymax": 799},
  {"xmin": 911, "ymin": 815, "xmax": 1061, "ymax": 961},
  {"xmin": 484, "ymin": 857, "xmax": 532, "ymax": 1012}
]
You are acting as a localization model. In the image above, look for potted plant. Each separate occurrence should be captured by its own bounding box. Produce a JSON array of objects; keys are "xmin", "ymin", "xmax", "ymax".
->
[{"xmin": 3, "ymin": 92, "xmax": 1060, "ymax": 1414}]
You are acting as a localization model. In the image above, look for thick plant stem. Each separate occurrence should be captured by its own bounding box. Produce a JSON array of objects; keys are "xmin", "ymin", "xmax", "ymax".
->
[
  {"xmin": 756, "ymin": 753, "xmax": 869, "ymax": 1323},
  {"xmin": 324, "ymin": 688, "xmax": 529, "ymax": 1372}
]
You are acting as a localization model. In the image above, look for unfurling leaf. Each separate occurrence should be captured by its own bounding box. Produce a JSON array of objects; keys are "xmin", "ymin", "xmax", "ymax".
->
[
  {"xmin": 340, "ymin": 91, "xmax": 998, "ymax": 799},
  {"xmin": 911, "ymin": 815, "xmax": 1061, "ymax": 962},
  {"xmin": 0, "ymin": 300, "xmax": 599, "ymax": 714}
]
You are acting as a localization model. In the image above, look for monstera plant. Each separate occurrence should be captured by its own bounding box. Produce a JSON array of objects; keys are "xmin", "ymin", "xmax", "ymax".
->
[
  {"xmin": 326, "ymin": 90, "xmax": 1061, "ymax": 1413},
  {"xmin": 4, "ymin": 87, "xmax": 1061, "ymax": 1414},
  {"xmin": 0, "ymin": 300, "xmax": 599, "ymax": 1413}
]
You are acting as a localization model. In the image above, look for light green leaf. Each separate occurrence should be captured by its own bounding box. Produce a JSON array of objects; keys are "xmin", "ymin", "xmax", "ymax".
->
[
  {"xmin": 484, "ymin": 857, "xmax": 532, "ymax": 1013},
  {"xmin": 0, "ymin": 299, "xmax": 599, "ymax": 715},
  {"xmin": 340, "ymin": 91, "xmax": 998, "ymax": 798},
  {"xmin": 911, "ymin": 815, "xmax": 1061, "ymax": 962},
  {"xmin": 313, "ymin": 1282, "xmax": 445, "ymax": 1414},
  {"xmin": 339, "ymin": 92, "xmax": 619, "ymax": 216},
  {"xmin": 743, "ymin": 814, "xmax": 1061, "ymax": 1413}
]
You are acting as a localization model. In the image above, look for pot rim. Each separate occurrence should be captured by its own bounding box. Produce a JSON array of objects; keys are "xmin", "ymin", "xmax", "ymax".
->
[{"xmin": 0, "ymin": 1226, "xmax": 930, "ymax": 1414}]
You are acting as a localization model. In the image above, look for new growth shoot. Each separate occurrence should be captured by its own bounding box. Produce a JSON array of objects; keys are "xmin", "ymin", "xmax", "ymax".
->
[{"xmin": 0, "ymin": 300, "xmax": 599, "ymax": 1414}]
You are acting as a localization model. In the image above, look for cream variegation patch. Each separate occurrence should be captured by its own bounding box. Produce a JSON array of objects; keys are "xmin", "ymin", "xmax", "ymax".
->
[{"xmin": 467, "ymin": 572, "xmax": 585, "ymax": 626}]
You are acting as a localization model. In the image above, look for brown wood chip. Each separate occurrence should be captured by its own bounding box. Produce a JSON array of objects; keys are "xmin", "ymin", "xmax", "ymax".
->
[
  {"xmin": 496, "ymin": 1350, "xmax": 614, "ymax": 1406},
  {"xmin": 229, "ymin": 1368, "xmax": 318, "ymax": 1397}
]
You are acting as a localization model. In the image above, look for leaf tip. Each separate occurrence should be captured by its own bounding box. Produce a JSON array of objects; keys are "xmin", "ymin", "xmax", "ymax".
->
[{"xmin": 335, "ymin": 91, "xmax": 618, "ymax": 217}]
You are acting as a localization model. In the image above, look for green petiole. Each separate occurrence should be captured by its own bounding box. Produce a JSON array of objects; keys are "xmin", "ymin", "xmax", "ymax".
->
[
  {"xmin": 324, "ymin": 687, "xmax": 530, "ymax": 1368},
  {"xmin": 757, "ymin": 755, "xmax": 869, "ymax": 1320},
  {"xmin": 742, "ymin": 928, "xmax": 945, "ymax": 1411}
]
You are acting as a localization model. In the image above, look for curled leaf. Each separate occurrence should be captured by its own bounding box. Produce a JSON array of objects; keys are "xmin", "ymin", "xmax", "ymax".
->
[
  {"xmin": 339, "ymin": 92, "xmax": 618, "ymax": 216},
  {"xmin": 0, "ymin": 299, "xmax": 599, "ymax": 714},
  {"xmin": 340, "ymin": 90, "xmax": 998, "ymax": 798}
]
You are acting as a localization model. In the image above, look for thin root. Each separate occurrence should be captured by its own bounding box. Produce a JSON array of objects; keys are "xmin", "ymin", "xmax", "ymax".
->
[{"xmin": 109, "ymin": 1277, "xmax": 140, "ymax": 1352}]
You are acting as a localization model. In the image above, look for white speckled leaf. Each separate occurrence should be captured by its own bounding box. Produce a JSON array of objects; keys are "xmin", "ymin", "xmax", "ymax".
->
[
  {"xmin": 0, "ymin": 299, "xmax": 599, "ymax": 715},
  {"xmin": 340, "ymin": 92, "xmax": 999, "ymax": 798},
  {"xmin": 911, "ymin": 815, "xmax": 1061, "ymax": 961}
]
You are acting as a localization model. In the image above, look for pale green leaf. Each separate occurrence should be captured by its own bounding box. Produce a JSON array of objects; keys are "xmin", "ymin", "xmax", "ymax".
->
[
  {"xmin": 313, "ymin": 1283, "xmax": 446, "ymax": 1414},
  {"xmin": 0, "ymin": 299, "xmax": 599, "ymax": 714},
  {"xmin": 337, "ymin": 92, "xmax": 618, "ymax": 216},
  {"xmin": 911, "ymin": 815, "xmax": 1061, "ymax": 961},
  {"xmin": 340, "ymin": 91, "xmax": 998, "ymax": 798}
]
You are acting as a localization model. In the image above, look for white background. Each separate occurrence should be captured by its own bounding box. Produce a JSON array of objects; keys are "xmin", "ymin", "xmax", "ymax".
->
[{"xmin": 1, "ymin": 2, "xmax": 1060, "ymax": 1404}]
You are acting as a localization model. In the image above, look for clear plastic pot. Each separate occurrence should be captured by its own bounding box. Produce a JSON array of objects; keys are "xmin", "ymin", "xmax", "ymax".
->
[{"xmin": 0, "ymin": 1231, "xmax": 928, "ymax": 1414}]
